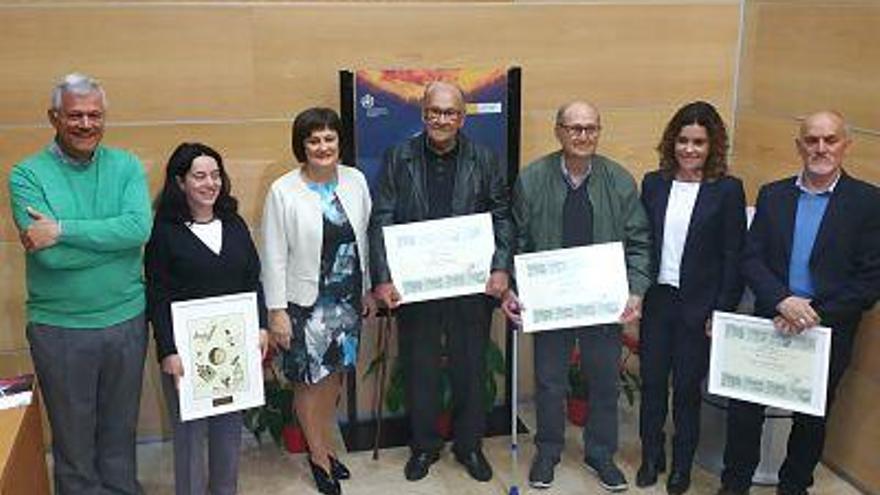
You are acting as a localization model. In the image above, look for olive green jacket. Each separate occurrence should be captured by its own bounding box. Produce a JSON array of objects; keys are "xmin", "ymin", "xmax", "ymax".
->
[{"xmin": 512, "ymin": 150, "xmax": 652, "ymax": 296}]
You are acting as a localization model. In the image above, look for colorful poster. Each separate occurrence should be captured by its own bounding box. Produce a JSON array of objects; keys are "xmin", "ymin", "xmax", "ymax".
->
[{"xmin": 353, "ymin": 68, "xmax": 509, "ymax": 190}]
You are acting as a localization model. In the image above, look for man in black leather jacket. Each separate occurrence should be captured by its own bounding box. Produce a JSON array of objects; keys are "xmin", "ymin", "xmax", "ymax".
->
[{"xmin": 369, "ymin": 81, "xmax": 513, "ymax": 483}]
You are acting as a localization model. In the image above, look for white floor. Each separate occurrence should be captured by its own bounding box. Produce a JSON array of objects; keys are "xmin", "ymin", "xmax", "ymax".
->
[{"xmin": 134, "ymin": 401, "xmax": 861, "ymax": 495}]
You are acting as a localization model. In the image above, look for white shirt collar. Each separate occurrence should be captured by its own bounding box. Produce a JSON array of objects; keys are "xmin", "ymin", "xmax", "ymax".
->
[
  {"xmin": 560, "ymin": 155, "xmax": 591, "ymax": 189},
  {"xmin": 795, "ymin": 170, "xmax": 841, "ymax": 195}
]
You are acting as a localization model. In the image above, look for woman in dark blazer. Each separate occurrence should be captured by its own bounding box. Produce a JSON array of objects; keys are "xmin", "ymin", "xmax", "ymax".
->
[
  {"xmin": 637, "ymin": 101, "xmax": 746, "ymax": 494},
  {"xmin": 145, "ymin": 142, "xmax": 268, "ymax": 495}
]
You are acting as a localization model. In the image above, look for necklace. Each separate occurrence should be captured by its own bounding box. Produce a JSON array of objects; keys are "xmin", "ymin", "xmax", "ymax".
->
[{"xmin": 189, "ymin": 216, "xmax": 216, "ymax": 225}]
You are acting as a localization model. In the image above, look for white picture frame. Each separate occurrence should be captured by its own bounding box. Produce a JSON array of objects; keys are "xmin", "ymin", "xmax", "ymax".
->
[{"xmin": 171, "ymin": 292, "xmax": 265, "ymax": 421}]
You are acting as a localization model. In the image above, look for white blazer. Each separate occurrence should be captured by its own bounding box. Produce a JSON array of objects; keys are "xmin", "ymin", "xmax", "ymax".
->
[{"xmin": 261, "ymin": 165, "xmax": 371, "ymax": 309}]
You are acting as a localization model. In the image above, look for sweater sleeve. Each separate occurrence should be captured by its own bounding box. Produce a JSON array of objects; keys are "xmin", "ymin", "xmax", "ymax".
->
[
  {"xmin": 144, "ymin": 221, "xmax": 178, "ymax": 361},
  {"xmin": 60, "ymin": 154, "xmax": 152, "ymax": 252},
  {"xmin": 8, "ymin": 164, "xmax": 126, "ymax": 269},
  {"xmin": 260, "ymin": 184, "xmax": 290, "ymax": 309}
]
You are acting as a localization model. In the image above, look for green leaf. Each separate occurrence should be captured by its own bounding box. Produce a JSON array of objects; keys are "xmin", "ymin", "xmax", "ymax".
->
[
  {"xmin": 484, "ymin": 374, "xmax": 497, "ymax": 411},
  {"xmin": 485, "ymin": 341, "xmax": 505, "ymax": 375},
  {"xmin": 386, "ymin": 385, "xmax": 403, "ymax": 413},
  {"xmin": 439, "ymin": 369, "xmax": 453, "ymax": 412},
  {"xmin": 363, "ymin": 351, "xmax": 386, "ymax": 379}
]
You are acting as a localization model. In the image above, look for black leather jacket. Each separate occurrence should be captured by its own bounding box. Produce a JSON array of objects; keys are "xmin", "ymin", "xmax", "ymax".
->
[{"xmin": 369, "ymin": 132, "xmax": 514, "ymax": 286}]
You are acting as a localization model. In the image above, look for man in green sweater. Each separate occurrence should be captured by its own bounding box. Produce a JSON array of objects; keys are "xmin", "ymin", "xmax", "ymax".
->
[
  {"xmin": 502, "ymin": 101, "xmax": 652, "ymax": 492},
  {"xmin": 8, "ymin": 73, "xmax": 152, "ymax": 495}
]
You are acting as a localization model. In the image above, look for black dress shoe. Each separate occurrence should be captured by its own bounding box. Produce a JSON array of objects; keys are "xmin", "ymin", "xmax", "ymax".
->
[
  {"xmin": 404, "ymin": 451, "xmax": 440, "ymax": 481},
  {"xmin": 454, "ymin": 449, "xmax": 493, "ymax": 482},
  {"xmin": 308, "ymin": 457, "xmax": 341, "ymax": 495},
  {"xmin": 666, "ymin": 470, "xmax": 691, "ymax": 494},
  {"xmin": 329, "ymin": 455, "xmax": 351, "ymax": 480},
  {"xmin": 636, "ymin": 461, "xmax": 659, "ymax": 487},
  {"xmin": 636, "ymin": 451, "xmax": 665, "ymax": 488}
]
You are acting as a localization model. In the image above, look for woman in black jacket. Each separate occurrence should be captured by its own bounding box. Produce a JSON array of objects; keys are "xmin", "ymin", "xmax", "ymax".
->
[
  {"xmin": 145, "ymin": 142, "xmax": 268, "ymax": 495},
  {"xmin": 637, "ymin": 102, "xmax": 747, "ymax": 494}
]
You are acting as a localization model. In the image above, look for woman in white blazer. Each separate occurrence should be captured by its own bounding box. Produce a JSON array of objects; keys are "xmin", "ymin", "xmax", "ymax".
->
[{"xmin": 261, "ymin": 107, "xmax": 372, "ymax": 495}]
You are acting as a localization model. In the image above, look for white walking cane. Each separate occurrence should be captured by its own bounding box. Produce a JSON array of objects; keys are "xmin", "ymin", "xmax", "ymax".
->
[{"xmin": 508, "ymin": 318, "xmax": 521, "ymax": 495}]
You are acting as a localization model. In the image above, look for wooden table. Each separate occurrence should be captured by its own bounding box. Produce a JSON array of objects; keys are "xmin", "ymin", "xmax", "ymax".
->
[{"xmin": 0, "ymin": 389, "xmax": 50, "ymax": 495}]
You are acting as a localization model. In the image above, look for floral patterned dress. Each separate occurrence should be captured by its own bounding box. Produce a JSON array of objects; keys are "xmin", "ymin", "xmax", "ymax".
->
[{"xmin": 280, "ymin": 180, "xmax": 362, "ymax": 385}]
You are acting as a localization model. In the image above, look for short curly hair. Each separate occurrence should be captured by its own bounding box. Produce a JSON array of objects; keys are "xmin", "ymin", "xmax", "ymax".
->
[
  {"xmin": 657, "ymin": 101, "xmax": 729, "ymax": 181},
  {"xmin": 290, "ymin": 107, "xmax": 342, "ymax": 164}
]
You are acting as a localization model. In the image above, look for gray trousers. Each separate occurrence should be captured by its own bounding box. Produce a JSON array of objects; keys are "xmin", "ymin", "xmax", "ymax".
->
[
  {"xmin": 161, "ymin": 373, "xmax": 242, "ymax": 495},
  {"xmin": 27, "ymin": 314, "xmax": 148, "ymax": 495},
  {"xmin": 533, "ymin": 324, "xmax": 621, "ymax": 463}
]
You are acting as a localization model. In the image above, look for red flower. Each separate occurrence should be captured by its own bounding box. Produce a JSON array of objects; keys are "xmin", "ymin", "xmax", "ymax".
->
[{"xmin": 622, "ymin": 333, "xmax": 640, "ymax": 354}]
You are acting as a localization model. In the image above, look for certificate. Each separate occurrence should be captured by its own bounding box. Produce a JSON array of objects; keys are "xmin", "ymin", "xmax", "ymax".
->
[
  {"xmin": 514, "ymin": 242, "xmax": 630, "ymax": 333},
  {"xmin": 708, "ymin": 311, "xmax": 831, "ymax": 417},
  {"xmin": 171, "ymin": 292, "xmax": 265, "ymax": 421},
  {"xmin": 383, "ymin": 213, "xmax": 495, "ymax": 304}
]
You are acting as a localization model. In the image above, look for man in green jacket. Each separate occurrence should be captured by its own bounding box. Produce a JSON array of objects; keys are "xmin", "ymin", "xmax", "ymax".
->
[
  {"xmin": 8, "ymin": 73, "xmax": 152, "ymax": 495},
  {"xmin": 503, "ymin": 101, "xmax": 651, "ymax": 492}
]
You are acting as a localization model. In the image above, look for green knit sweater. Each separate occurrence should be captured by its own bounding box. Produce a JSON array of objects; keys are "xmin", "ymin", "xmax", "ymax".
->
[{"xmin": 8, "ymin": 144, "xmax": 151, "ymax": 328}]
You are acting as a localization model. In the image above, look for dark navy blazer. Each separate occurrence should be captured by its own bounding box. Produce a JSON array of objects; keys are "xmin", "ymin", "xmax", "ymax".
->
[
  {"xmin": 640, "ymin": 170, "xmax": 747, "ymax": 329},
  {"xmin": 741, "ymin": 172, "xmax": 880, "ymax": 331}
]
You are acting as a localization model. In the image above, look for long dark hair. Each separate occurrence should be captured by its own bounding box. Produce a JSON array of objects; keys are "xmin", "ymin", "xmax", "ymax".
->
[
  {"xmin": 657, "ymin": 101, "xmax": 729, "ymax": 181},
  {"xmin": 153, "ymin": 142, "xmax": 238, "ymax": 223}
]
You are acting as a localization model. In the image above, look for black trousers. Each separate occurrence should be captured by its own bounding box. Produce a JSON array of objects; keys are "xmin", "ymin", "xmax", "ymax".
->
[
  {"xmin": 720, "ymin": 322, "xmax": 856, "ymax": 492},
  {"xmin": 639, "ymin": 285, "xmax": 710, "ymax": 472},
  {"xmin": 396, "ymin": 295, "xmax": 493, "ymax": 455}
]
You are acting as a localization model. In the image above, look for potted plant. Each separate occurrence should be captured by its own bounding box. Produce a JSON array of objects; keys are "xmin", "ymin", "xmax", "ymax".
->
[
  {"xmin": 243, "ymin": 349, "xmax": 307, "ymax": 453},
  {"xmin": 364, "ymin": 338, "xmax": 507, "ymax": 439},
  {"xmin": 566, "ymin": 331, "xmax": 641, "ymax": 426},
  {"xmin": 567, "ymin": 346, "xmax": 590, "ymax": 426}
]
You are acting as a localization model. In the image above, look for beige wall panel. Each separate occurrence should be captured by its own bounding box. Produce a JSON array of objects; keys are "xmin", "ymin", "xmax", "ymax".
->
[
  {"xmin": 0, "ymin": 244, "xmax": 27, "ymax": 352},
  {"xmin": 732, "ymin": 111, "xmax": 880, "ymax": 204},
  {"xmin": 0, "ymin": 7, "xmax": 256, "ymax": 125},
  {"xmin": 0, "ymin": 350, "xmax": 33, "ymax": 378},
  {"xmin": 0, "ymin": 3, "xmax": 738, "ymax": 126},
  {"xmin": 740, "ymin": 2, "xmax": 880, "ymax": 130},
  {"xmin": 251, "ymin": 3, "xmax": 738, "ymax": 118},
  {"xmin": 848, "ymin": 308, "xmax": 880, "ymax": 377},
  {"xmin": 825, "ymin": 368, "xmax": 880, "ymax": 493}
]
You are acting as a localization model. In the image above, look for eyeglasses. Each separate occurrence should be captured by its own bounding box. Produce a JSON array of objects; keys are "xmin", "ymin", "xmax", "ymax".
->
[
  {"xmin": 558, "ymin": 123, "xmax": 601, "ymax": 138},
  {"xmin": 57, "ymin": 110, "xmax": 105, "ymax": 125},
  {"xmin": 424, "ymin": 107, "xmax": 463, "ymax": 122}
]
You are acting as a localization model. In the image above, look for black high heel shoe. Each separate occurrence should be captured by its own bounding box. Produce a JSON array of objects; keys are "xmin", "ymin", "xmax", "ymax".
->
[
  {"xmin": 308, "ymin": 457, "xmax": 341, "ymax": 495},
  {"xmin": 329, "ymin": 455, "xmax": 351, "ymax": 480}
]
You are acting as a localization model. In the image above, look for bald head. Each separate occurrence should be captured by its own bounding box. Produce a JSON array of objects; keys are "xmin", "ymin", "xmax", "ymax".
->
[
  {"xmin": 556, "ymin": 101, "xmax": 601, "ymax": 127},
  {"xmin": 554, "ymin": 101, "xmax": 602, "ymax": 163},
  {"xmin": 796, "ymin": 110, "xmax": 851, "ymax": 191},
  {"xmin": 799, "ymin": 110, "xmax": 848, "ymax": 139},
  {"xmin": 422, "ymin": 81, "xmax": 466, "ymax": 111},
  {"xmin": 422, "ymin": 81, "xmax": 466, "ymax": 154}
]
